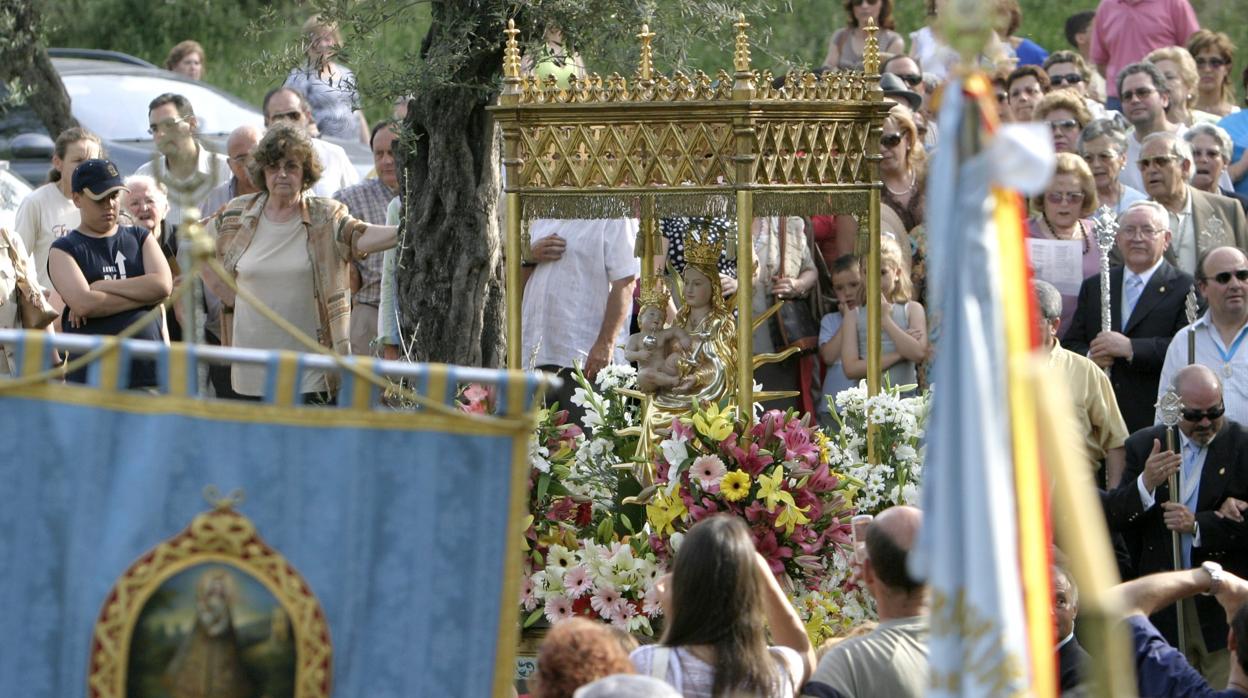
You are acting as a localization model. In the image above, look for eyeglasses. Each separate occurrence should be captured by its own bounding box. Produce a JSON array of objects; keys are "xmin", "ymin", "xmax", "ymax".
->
[
  {"xmin": 1181, "ymin": 403, "xmax": 1226, "ymax": 422},
  {"xmin": 269, "ymin": 110, "xmax": 303, "ymax": 123},
  {"xmin": 893, "ymin": 73, "xmax": 923, "ymax": 87},
  {"xmin": 1209, "ymin": 269, "xmax": 1248, "ymax": 284},
  {"xmin": 1050, "ymin": 74, "xmax": 1084, "ymax": 86},
  {"xmin": 1191, "ymin": 148, "xmax": 1223, "ymax": 160},
  {"xmin": 1120, "ymin": 86, "xmax": 1157, "ymax": 102},
  {"xmin": 1120, "ymin": 225, "xmax": 1162, "ymax": 239},
  {"xmin": 1083, "ymin": 150, "xmax": 1120, "ymax": 163},
  {"xmin": 264, "ymin": 160, "xmax": 303, "ymax": 174},
  {"xmin": 1196, "ymin": 57, "xmax": 1228, "ymax": 69},
  {"xmin": 880, "ymin": 133, "xmax": 904, "ymax": 148},
  {"xmin": 1137, "ymin": 155, "xmax": 1178, "ymax": 170},
  {"xmin": 995, "ymin": 91, "xmax": 1008, "ymax": 103},
  {"xmin": 147, "ymin": 115, "xmax": 188, "ymax": 135},
  {"xmin": 1048, "ymin": 118, "xmax": 1080, "ymax": 132},
  {"xmin": 851, "ymin": 0, "xmax": 881, "ymax": 6},
  {"xmin": 1045, "ymin": 191, "xmax": 1085, "ymax": 204}
]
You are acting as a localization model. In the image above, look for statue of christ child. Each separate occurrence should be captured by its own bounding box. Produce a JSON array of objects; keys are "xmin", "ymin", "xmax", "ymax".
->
[{"xmin": 625, "ymin": 283, "xmax": 694, "ymax": 393}]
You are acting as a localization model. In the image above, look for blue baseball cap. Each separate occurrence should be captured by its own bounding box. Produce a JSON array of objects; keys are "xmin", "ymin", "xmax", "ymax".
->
[{"xmin": 72, "ymin": 159, "xmax": 128, "ymax": 200}]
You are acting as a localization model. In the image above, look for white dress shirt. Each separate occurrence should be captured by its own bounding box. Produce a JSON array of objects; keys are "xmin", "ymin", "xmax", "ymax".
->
[{"xmin": 1157, "ymin": 315, "xmax": 1248, "ymax": 425}]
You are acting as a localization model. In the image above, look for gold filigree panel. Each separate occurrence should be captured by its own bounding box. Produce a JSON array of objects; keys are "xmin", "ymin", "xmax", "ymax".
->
[
  {"xmin": 752, "ymin": 119, "xmax": 875, "ymax": 186},
  {"xmin": 515, "ymin": 121, "xmax": 736, "ymax": 190},
  {"xmin": 87, "ymin": 502, "xmax": 332, "ymax": 698}
]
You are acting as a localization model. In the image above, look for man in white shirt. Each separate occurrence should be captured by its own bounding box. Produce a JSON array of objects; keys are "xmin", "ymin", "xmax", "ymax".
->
[
  {"xmin": 133, "ymin": 93, "xmax": 231, "ymax": 227},
  {"xmin": 261, "ymin": 87, "xmax": 359, "ymax": 198},
  {"xmin": 1119, "ymin": 62, "xmax": 1184, "ymax": 193},
  {"xmin": 1139, "ymin": 133, "xmax": 1248, "ymax": 277},
  {"xmin": 521, "ymin": 218, "xmax": 638, "ymax": 422},
  {"xmin": 1159, "ymin": 247, "xmax": 1248, "ymax": 426},
  {"xmin": 199, "ymin": 125, "xmax": 263, "ymax": 219}
]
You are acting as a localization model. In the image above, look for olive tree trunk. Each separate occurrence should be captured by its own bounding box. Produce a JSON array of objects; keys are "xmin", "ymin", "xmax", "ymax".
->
[
  {"xmin": 0, "ymin": 0, "xmax": 76, "ymax": 138},
  {"xmin": 395, "ymin": 1, "xmax": 507, "ymax": 368}
]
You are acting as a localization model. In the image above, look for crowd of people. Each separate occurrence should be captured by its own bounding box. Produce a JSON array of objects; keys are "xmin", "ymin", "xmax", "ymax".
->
[{"xmin": 2, "ymin": 1, "xmax": 1248, "ymax": 695}]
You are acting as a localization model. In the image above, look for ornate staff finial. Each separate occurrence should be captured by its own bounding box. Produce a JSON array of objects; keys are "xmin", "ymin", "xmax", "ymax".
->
[
  {"xmin": 1157, "ymin": 389, "xmax": 1183, "ymax": 428},
  {"xmin": 503, "ymin": 19, "xmax": 522, "ymax": 81},
  {"xmin": 733, "ymin": 14, "xmax": 751, "ymax": 75},
  {"xmin": 863, "ymin": 17, "xmax": 880, "ymax": 75},
  {"xmin": 940, "ymin": 0, "xmax": 995, "ymax": 66},
  {"xmin": 637, "ymin": 24, "xmax": 655, "ymax": 83},
  {"xmin": 1091, "ymin": 205, "xmax": 1118, "ymax": 255}
]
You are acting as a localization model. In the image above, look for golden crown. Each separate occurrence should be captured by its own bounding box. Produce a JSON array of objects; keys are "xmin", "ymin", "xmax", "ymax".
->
[
  {"xmin": 638, "ymin": 277, "xmax": 670, "ymax": 310},
  {"xmin": 684, "ymin": 224, "xmax": 723, "ymax": 269}
]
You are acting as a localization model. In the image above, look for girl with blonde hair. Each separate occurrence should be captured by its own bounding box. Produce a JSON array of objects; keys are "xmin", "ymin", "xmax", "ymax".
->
[{"xmin": 840, "ymin": 236, "xmax": 927, "ymax": 395}]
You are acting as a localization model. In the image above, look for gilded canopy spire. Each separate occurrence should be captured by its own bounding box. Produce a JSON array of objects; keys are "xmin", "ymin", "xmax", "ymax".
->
[
  {"xmin": 863, "ymin": 18, "xmax": 880, "ymax": 75},
  {"xmin": 503, "ymin": 18, "xmax": 522, "ymax": 80},
  {"xmin": 638, "ymin": 24, "xmax": 655, "ymax": 83},
  {"xmin": 733, "ymin": 14, "xmax": 751, "ymax": 74}
]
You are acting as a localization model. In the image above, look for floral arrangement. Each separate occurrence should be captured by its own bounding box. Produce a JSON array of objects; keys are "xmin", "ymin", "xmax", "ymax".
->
[
  {"xmin": 521, "ymin": 537, "xmax": 666, "ymax": 635},
  {"xmin": 825, "ymin": 382, "xmax": 930, "ymax": 515},
  {"xmin": 519, "ymin": 367, "xmax": 932, "ymax": 643},
  {"xmin": 645, "ymin": 403, "xmax": 858, "ymax": 590}
]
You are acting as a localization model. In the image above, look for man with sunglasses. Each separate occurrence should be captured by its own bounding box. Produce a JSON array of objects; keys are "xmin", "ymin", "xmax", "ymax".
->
[
  {"xmin": 1138, "ymin": 132, "xmax": 1248, "ymax": 277},
  {"xmin": 133, "ymin": 93, "xmax": 231, "ymax": 227},
  {"xmin": 1106, "ymin": 364, "xmax": 1248, "ymax": 685},
  {"xmin": 1158, "ymin": 248, "xmax": 1248, "ymax": 429},
  {"xmin": 261, "ymin": 87, "xmax": 359, "ymax": 198}
]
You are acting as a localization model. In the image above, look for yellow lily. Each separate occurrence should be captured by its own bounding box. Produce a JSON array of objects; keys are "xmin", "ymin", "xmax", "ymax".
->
[
  {"xmin": 520, "ymin": 514, "xmax": 535, "ymax": 551},
  {"xmin": 756, "ymin": 466, "xmax": 788, "ymax": 512},
  {"xmin": 774, "ymin": 501, "xmax": 811, "ymax": 535},
  {"xmin": 646, "ymin": 490, "xmax": 688, "ymax": 536},
  {"xmin": 692, "ymin": 403, "xmax": 735, "ymax": 441}
]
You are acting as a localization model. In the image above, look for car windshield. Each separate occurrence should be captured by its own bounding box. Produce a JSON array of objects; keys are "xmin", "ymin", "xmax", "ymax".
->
[{"xmin": 63, "ymin": 74, "xmax": 263, "ymax": 141}]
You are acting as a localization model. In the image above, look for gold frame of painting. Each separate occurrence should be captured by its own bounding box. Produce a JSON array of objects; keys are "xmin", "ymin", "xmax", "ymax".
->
[{"xmin": 86, "ymin": 497, "xmax": 332, "ymax": 698}]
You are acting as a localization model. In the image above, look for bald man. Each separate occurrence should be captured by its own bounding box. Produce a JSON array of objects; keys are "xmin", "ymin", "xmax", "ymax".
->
[
  {"xmin": 199, "ymin": 124, "xmax": 263, "ymax": 219},
  {"xmin": 1106, "ymin": 364, "xmax": 1248, "ymax": 685},
  {"xmin": 803, "ymin": 506, "xmax": 928, "ymax": 698}
]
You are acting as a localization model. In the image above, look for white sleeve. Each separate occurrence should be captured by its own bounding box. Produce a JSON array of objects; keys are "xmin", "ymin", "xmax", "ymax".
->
[
  {"xmin": 1137, "ymin": 473, "xmax": 1158, "ymax": 510},
  {"xmin": 377, "ymin": 197, "xmax": 402, "ymax": 346},
  {"xmin": 604, "ymin": 218, "xmax": 640, "ymax": 282}
]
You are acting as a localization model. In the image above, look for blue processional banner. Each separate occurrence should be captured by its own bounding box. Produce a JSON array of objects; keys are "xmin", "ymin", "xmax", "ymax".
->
[{"xmin": 0, "ymin": 331, "xmax": 542, "ymax": 697}]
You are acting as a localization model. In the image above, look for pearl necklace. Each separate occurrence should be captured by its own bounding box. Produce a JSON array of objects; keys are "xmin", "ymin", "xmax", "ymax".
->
[{"xmin": 884, "ymin": 170, "xmax": 916, "ymax": 198}]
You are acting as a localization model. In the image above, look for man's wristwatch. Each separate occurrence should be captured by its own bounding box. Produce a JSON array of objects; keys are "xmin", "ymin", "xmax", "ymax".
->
[{"xmin": 1202, "ymin": 560, "xmax": 1224, "ymax": 596}]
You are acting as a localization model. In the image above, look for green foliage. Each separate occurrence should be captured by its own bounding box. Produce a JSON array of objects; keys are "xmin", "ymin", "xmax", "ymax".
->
[{"xmin": 33, "ymin": 0, "xmax": 1248, "ymax": 126}]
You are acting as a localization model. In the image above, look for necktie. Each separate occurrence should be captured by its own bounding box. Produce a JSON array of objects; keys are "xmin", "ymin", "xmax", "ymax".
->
[
  {"xmin": 1180, "ymin": 441, "xmax": 1202, "ymax": 568},
  {"xmin": 1122, "ymin": 274, "xmax": 1144, "ymax": 330}
]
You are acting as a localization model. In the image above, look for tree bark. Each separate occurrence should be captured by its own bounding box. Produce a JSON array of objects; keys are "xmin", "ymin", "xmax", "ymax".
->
[
  {"xmin": 396, "ymin": 1, "xmax": 506, "ymax": 368},
  {"xmin": 0, "ymin": 0, "xmax": 76, "ymax": 138}
]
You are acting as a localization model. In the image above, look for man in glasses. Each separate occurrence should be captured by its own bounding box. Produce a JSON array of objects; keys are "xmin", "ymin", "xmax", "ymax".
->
[
  {"xmin": 1117, "ymin": 62, "xmax": 1182, "ymax": 194},
  {"xmin": 133, "ymin": 93, "xmax": 231, "ymax": 227},
  {"xmin": 1158, "ymin": 247, "xmax": 1248, "ymax": 427},
  {"xmin": 200, "ymin": 125, "xmax": 263, "ymax": 220},
  {"xmin": 1064, "ymin": 201, "xmax": 1196, "ymax": 436},
  {"xmin": 260, "ymin": 87, "xmax": 359, "ymax": 198},
  {"xmin": 1106, "ymin": 363, "xmax": 1248, "ymax": 685},
  {"xmin": 1138, "ymin": 132, "xmax": 1248, "ymax": 276}
]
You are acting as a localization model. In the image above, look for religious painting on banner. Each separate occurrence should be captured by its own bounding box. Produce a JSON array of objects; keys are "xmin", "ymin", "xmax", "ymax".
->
[{"xmin": 89, "ymin": 500, "xmax": 324, "ymax": 698}]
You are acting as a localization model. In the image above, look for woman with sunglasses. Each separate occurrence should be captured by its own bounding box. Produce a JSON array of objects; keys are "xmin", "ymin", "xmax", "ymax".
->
[
  {"xmin": 821, "ymin": 0, "xmax": 904, "ymax": 72},
  {"xmin": 1188, "ymin": 31, "xmax": 1240, "ymax": 118},
  {"xmin": 1035, "ymin": 91, "xmax": 1092, "ymax": 154},
  {"xmin": 1027, "ymin": 152, "xmax": 1101, "ymax": 336}
]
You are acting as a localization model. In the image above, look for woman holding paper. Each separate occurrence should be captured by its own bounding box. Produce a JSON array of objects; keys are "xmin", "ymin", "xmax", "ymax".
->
[{"xmin": 1026, "ymin": 152, "xmax": 1100, "ymax": 337}]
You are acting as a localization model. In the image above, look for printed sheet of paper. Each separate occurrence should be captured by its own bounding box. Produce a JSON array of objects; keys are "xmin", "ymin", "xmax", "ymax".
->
[{"xmin": 1026, "ymin": 238, "xmax": 1085, "ymax": 297}]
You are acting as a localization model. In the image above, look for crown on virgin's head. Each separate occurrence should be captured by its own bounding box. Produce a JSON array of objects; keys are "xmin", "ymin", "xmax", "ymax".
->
[
  {"xmin": 638, "ymin": 277, "xmax": 670, "ymax": 310},
  {"xmin": 684, "ymin": 224, "xmax": 723, "ymax": 268}
]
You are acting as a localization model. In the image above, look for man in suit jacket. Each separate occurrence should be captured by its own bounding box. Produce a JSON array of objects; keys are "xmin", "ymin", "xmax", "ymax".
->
[
  {"xmin": 1138, "ymin": 131, "xmax": 1248, "ymax": 277},
  {"xmin": 1065, "ymin": 201, "xmax": 1196, "ymax": 435},
  {"xmin": 1054, "ymin": 563, "xmax": 1091, "ymax": 692},
  {"xmin": 1104, "ymin": 364, "xmax": 1248, "ymax": 684}
]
